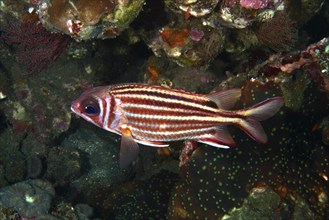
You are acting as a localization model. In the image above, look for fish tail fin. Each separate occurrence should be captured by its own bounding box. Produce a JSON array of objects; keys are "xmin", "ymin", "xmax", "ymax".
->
[{"xmin": 239, "ymin": 97, "xmax": 284, "ymax": 144}]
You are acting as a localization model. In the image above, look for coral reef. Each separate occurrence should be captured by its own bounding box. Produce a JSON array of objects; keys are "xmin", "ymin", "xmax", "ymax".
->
[
  {"xmin": 169, "ymin": 78, "xmax": 329, "ymax": 219},
  {"xmin": 0, "ymin": 0, "xmax": 328, "ymax": 219},
  {"xmin": 60, "ymin": 127, "xmax": 132, "ymax": 208},
  {"xmin": 36, "ymin": 0, "xmax": 145, "ymax": 40},
  {"xmin": 216, "ymin": 0, "xmax": 284, "ymax": 29},
  {"xmin": 151, "ymin": 24, "xmax": 224, "ymax": 67}
]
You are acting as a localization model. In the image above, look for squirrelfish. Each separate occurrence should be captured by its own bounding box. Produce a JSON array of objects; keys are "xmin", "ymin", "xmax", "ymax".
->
[{"xmin": 71, "ymin": 83, "xmax": 284, "ymax": 168}]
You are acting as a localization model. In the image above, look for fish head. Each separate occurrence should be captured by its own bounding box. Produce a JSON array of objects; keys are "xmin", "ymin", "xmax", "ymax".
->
[{"xmin": 71, "ymin": 86, "xmax": 110, "ymax": 128}]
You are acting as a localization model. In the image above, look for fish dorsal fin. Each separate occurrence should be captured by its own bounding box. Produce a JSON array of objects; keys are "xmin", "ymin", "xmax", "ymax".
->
[
  {"xmin": 206, "ymin": 88, "xmax": 241, "ymax": 110},
  {"xmin": 198, "ymin": 127, "xmax": 236, "ymax": 148},
  {"xmin": 120, "ymin": 125, "xmax": 140, "ymax": 168}
]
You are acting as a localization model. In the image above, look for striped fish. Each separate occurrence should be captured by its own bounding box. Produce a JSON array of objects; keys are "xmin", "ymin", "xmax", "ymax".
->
[{"xmin": 71, "ymin": 83, "xmax": 284, "ymax": 168}]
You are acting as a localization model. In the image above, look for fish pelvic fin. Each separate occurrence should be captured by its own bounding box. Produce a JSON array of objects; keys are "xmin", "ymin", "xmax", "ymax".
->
[
  {"xmin": 120, "ymin": 125, "xmax": 140, "ymax": 168},
  {"xmin": 239, "ymin": 97, "xmax": 284, "ymax": 144}
]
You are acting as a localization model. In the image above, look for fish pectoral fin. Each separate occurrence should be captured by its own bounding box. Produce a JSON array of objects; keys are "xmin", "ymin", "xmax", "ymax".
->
[
  {"xmin": 135, "ymin": 139, "xmax": 169, "ymax": 147},
  {"xmin": 120, "ymin": 126, "xmax": 140, "ymax": 168},
  {"xmin": 206, "ymin": 88, "xmax": 241, "ymax": 109},
  {"xmin": 197, "ymin": 127, "xmax": 235, "ymax": 148}
]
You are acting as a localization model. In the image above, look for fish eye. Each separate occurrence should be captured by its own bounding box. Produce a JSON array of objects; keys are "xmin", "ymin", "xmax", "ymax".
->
[{"xmin": 81, "ymin": 98, "xmax": 100, "ymax": 116}]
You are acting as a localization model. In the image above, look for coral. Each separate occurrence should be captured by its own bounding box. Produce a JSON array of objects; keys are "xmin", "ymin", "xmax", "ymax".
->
[
  {"xmin": 25, "ymin": 155, "xmax": 43, "ymax": 179},
  {"xmin": 0, "ymin": 0, "xmax": 328, "ymax": 219},
  {"xmin": 1, "ymin": 13, "xmax": 70, "ymax": 75},
  {"xmin": 287, "ymin": 0, "xmax": 326, "ymax": 25},
  {"xmin": 267, "ymin": 38, "xmax": 329, "ymax": 92},
  {"xmin": 105, "ymin": 170, "xmax": 179, "ymax": 219},
  {"xmin": 50, "ymin": 202, "xmax": 95, "ymax": 220},
  {"xmin": 30, "ymin": 0, "xmax": 41, "ymax": 5},
  {"xmin": 4, "ymin": 82, "xmax": 73, "ymax": 144},
  {"xmin": 45, "ymin": 146, "xmax": 81, "ymax": 185},
  {"xmin": 213, "ymin": 38, "xmax": 329, "ymax": 110},
  {"xmin": 155, "ymin": 0, "xmax": 296, "ymax": 67},
  {"xmin": 188, "ymin": 28, "xmax": 205, "ymax": 42},
  {"xmin": 0, "ymin": 129, "xmax": 26, "ymax": 183},
  {"xmin": 255, "ymin": 11, "xmax": 297, "ymax": 51},
  {"xmin": 168, "ymin": 79, "xmax": 329, "ymax": 219},
  {"xmin": 148, "ymin": 24, "xmax": 225, "ymax": 67},
  {"xmin": 165, "ymin": 0, "xmax": 219, "ymax": 17},
  {"xmin": 170, "ymin": 67, "xmax": 219, "ymax": 92},
  {"xmin": 61, "ymin": 127, "xmax": 131, "ymax": 208},
  {"xmin": 223, "ymin": 185, "xmax": 281, "ymax": 219},
  {"xmin": 0, "ymin": 0, "xmax": 29, "ymax": 23},
  {"xmin": 223, "ymin": 184, "xmax": 315, "ymax": 220},
  {"xmin": 0, "ymin": 179, "xmax": 55, "ymax": 218},
  {"xmin": 50, "ymin": 201, "xmax": 80, "ymax": 220},
  {"xmin": 279, "ymin": 72, "xmax": 311, "ymax": 111},
  {"xmin": 160, "ymin": 28, "xmax": 189, "ymax": 48},
  {"xmin": 0, "ymin": 164, "xmax": 7, "ymax": 189},
  {"xmin": 216, "ymin": 0, "xmax": 284, "ymax": 29},
  {"xmin": 37, "ymin": 0, "xmax": 145, "ymax": 40},
  {"xmin": 74, "ymin": 203, "xmax": 94, "ymax": 220},
  {"xmin": 0, "ymin": 50, "xmax": 94, "ymax": 159},
  {"xmin": 239, "ymin": 0, "xmax": 272, "ymax": 9}
]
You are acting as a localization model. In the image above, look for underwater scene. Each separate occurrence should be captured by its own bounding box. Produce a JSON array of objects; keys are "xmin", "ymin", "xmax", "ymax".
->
[{"xmin": 0, "ymin": 0, "xmax": 329, "ymax": 219}]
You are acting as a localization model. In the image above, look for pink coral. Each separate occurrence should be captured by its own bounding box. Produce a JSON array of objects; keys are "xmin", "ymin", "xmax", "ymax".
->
[
  {"xmin": 239, "ymin": 0, "xmax": 271, "ymax": 9},
  {"xmin": 189, "ymin": 28, "xmax": 204, "ymax": 42},
  {"xmin": 30, "ymin": 0, "xmax": 41, "ymax": 5}
]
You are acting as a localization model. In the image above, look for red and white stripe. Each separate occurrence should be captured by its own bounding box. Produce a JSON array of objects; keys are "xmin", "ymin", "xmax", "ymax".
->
[{"xmin": 103, "ymin": 84, "xmax": 240, "ymax": 142}]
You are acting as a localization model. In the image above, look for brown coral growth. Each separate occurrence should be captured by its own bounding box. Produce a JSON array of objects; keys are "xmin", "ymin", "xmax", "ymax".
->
[{"xmin": 255, "ymin": 11, "xmax": 297, "ymax": 52}]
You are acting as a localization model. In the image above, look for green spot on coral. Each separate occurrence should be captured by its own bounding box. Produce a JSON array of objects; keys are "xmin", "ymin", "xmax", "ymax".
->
[{"xmin": 325, "ymin": 45, "xmax": 329, "ymax": 54}]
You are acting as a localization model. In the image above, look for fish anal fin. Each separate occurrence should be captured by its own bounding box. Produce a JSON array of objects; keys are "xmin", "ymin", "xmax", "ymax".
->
[
  {"xmin": 135, "ymin": 139, "xmax": 169, "ymax": 147},
  {"xmin": 120, "ymin": 126, "xmax": 140, "ymax": 168},
  {"xmin": 239, "ymin": 118, "xmax": 267, "ymax": 144},
  {"xmin": 206, "ymin": 88, "xmax": 241, "ymax": 110},
  {"xmin": 198, "ymin": 127, "xmax": 235, "ymax": 148},
  {"xmin": 198, "ymin": 138, "xmax": 230, "ymax": 149}
]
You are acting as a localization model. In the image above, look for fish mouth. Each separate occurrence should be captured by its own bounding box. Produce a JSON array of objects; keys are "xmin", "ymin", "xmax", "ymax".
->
[{"xmin": 70, "ymin": 100, "xmax": 80, "ymax": 114}]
